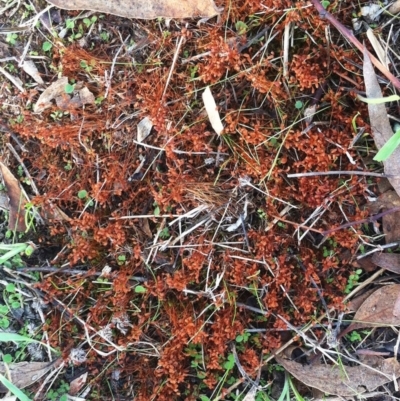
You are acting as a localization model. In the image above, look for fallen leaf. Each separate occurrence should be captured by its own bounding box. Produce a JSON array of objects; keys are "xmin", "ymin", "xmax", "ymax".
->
[
  {"xmin": 55, "ymin": 87, "xmax": 95, "ymax": 110},
  {"xmin": 371, "ymin": 253, "xmax": 400, "ymax": 274},
  {"xmin": 366, "ymin": 28, "xmax": 388, "ymax": 69},
  {"xmin": 137, "ymin": 117, "xmax": 153, "ymax": 143},
  {"xmin": 46, "ymin": 0, "xmax": 220, "ymax": 19},
  {"xmin": 69, "ymin": 372, "xmax": 87, "ymax": 395},
  {"xmin": 346, "ymin": 287, "xmax": 378, "ymax": 313},
  {"xmin": 40, "ymin": 202, "xmax": 71, "ymax": 222},
  {"xmin": 275, "ymin": 354, "xmax": 400, "ymax": 397},
  {"xmin": 0, "ymin": 360, "xmax": 59, "ymax": 392},
  {"xmin": 34, "ymin": 77, "xmax": 68, "ymax": 113},
  {"xmin": 0, "ymin": 162, "xmax": 26, "ymax": 232},
  {"xmin": 202, "ymin": 86, "xmax": 224, "ymax": 135},
  {"xmin": 21, "ymin": 60, "xmax": 44, "ymax": 85},
  {"xmin": 344, "ymin": 284, "xmax": 400, "ymax": 335},
  {"xmin": 389, "ymin": 0, "xmax": 400, "ymax": 14},
  {"xmin": 366, "ymin": 190, "xmax": 400, "ymax": 242},
  {"xmin": 363, "ymin": 48, "xmax": 400, "ymax": 197}
]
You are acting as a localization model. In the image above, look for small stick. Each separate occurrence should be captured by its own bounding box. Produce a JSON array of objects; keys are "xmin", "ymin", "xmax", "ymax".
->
[
  {"xmin": 287, "ymin": 171, "xmax": 396, "ymax": 178},
  {"xmin": 162, "ymin": 26, "xmax": 187, "ymax": 99},
  {"xmin": 322, "ymin": 206, "xmax": 400, "ymax": 236},
  {"xmin": 310, "ymin": 0, "xmax": 400, "ymax": 91}
]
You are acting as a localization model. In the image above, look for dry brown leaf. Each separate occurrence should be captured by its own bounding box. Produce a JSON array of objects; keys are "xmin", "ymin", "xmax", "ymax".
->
[
  {"xmin": 68, "ymin": 372, "xmax": 87, "ymax": 396},
  {"xmin": 366, "ymin": 190, "xmax": 400, "ymax": 242},
  {"xmin": 40, "ymin": 202, "xmax": 71, "ymax": 222},
  {"xmin": 345, "ymin": 284, "xmax": 400, "ymax": 334},
  {"xmin": 46, "ymin": 0, "xmax": 220, "ymax": 19},
  {"xmin": 363, "ymin": 48, "xmax": 400, "ymax": 196},
  {"xmin": 0, "ymin": 360, "xmax": 59, "ymax": 392},
  {"xmin": 0, "ymin": 162, "xmax": 26, "ymax": 232},
  {"xmin": 371, "ymin": 253, "xmax": 400, "ymax": 274},
  {"xmin": 275, "ymin": 354, "xmax": 400, "ymax": 397},
  {"xmin": 346, "ymin": 287, "xmax": 378, "ymax": 313},
  {"xmin": 34, "ymin": 77, "xmax": 68, "ymax": 112}
]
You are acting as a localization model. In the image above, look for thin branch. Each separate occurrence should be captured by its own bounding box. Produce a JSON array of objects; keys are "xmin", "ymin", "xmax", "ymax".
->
[{"xmin": 288, "ymin": 171, "xmax": 395, "ymax": 178}]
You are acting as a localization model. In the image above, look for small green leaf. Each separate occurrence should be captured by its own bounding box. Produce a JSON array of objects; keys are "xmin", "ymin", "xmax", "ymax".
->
[
  {"xmin": 321, "ymin": 0, "xmax": 330, "ymax": 8},
  {"xmin": 42, "ymin": 41, "xmax": 52, "ymax": 52},
  {"xmin": 235, "ymin": 334, "xmax": 243, "ymax": 343},
  {"xmin": 295, "ymin": 100, "xmax": 303, "ymax": 109},
  {"xmin": 2, "ymin": 354, "xmax": 12, "ymax": 363},
  {"xmin": 6, "ymin": 283, "xmax": 15, "ymax": 293},
  {"xmin": 154, "ymin": 206, "xmax": 160, "ymax": 216},
  {"xmin": 65, "ymin": 83, "xmax": 75, "ymax": 94},
  {"xmin": 373, "ymin": 130, "xmax": 400, "ymax": 161},
  {"xmin": 77, "ymin": 189, "xmax": 88, "ymax": 199},
  {"xmin": 223, "ymin": 354, "xmax": 235, "ymax": 370},
  {"xmin": 0, "ymin": 305, "xmax": 8, "ymax": 314},
  {"xmin": 66, "ymin": 19, "xmax": 75, "ymax": 29},
  {"xmin": 135, "ymin": 285, "xmax": 147, "ymax": 293},
  {"xmin": 199, "ymin": 396, "xmax": 211, "ymax": 401}
]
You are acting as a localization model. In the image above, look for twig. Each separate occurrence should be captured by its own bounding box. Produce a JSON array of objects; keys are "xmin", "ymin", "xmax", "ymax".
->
[
  {"xmin": 310, "ymin": 0, "xmax": 400, "ymax": 91},
  {"xmin": 0, "ymin": 65, "xmax": 25, "ymax": 92},
  {"xmin": 104, "ymin": 35, "xmax": 129, "ymax": 98},
  {"xmin": 162, "ymin": 26, "xmax": 187, "ymax": 99},
  {"xmin": 322, "ymin": 206, "xmax": 400, "ymax": 236},
  {"xmin": 288, "ymin": 171, "xmax": 395, "ymax": 178}
]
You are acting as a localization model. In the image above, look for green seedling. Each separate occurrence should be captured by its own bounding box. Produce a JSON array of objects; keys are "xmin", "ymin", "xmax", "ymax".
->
[
  {"xmin": 345, "ymin": 269, "xmax": 362, "ymax": 294},
  {"xmin": 42, "ymin": 41, "xmax": 52, "ymax": 52},
  {"xmin": 0, "ymin": 242, "xmax": 35, "ymax": 266},
  {"xmin": 6, "ymin": 33, "xmax": 18, "ymax": 46}
]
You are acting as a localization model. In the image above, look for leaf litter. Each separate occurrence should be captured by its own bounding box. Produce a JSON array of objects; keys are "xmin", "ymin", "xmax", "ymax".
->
[{"xmin": 46, "ymin": 0, "xmax": 220, "ymax": 19}]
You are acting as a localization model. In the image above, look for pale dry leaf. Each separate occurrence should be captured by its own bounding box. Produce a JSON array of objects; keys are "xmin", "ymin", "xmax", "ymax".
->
[
  {"xmin": 366, "ymin": 28, "xmax": 388, "ymax": 69},
  {"xmin": 389, "ymin": 0, "xmax": 400, "ymax": 14},
  {"xmin": 363, "ymin": 48, "xmax": 400, "ymax": 196},
  {"xmin": 137, "ymin": 117, "xmax": 153, "ymax": 143},
  {"xmin": 21, "ymin": 60, "xmax": 44, "ymax": 85},
  {"xmin": 0, "ymin": 162, "xmax": 26, "ymax": 232},
  {"xmin": 345, "ymin": 284, "xmax": 400, "ymax": 334},
  {"xmin": 202, "ymin": 86, "xmax": 224, "ymax": 135},
  {"xmin": 34, "ymin": 76, "xmax": 68, "ymax": 112},
  {"xmin": 78, "ymin": 87, "xmax": 95, "ymax": 105},
  {"xmin": 0, "ymin": 359, "xmax": 60, "ymax": 392},
  {"xmin": 46, "ymin": 0, "xmax": 220, "ymax": 19},
  {"xmin": 275, "ymin": 354, "xmax": 400, "ymax": 397}
]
